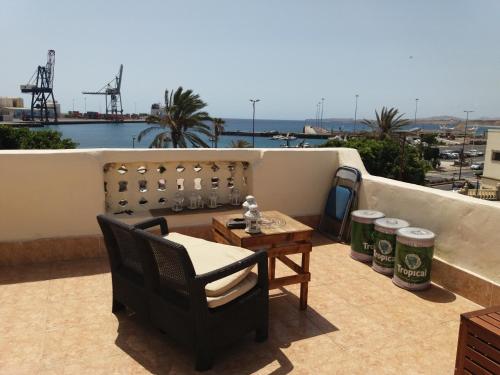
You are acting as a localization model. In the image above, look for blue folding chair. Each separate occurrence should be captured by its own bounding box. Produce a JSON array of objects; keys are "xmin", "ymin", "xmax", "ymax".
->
[{"xmin": 319, "ymin": 166, "xmax": 362, "ymax": 242}]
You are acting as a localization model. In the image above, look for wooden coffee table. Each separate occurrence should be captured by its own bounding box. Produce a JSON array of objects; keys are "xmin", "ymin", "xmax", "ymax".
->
[{"xmin": 212, "ymin": 211, "xmax": 313, "ymax": 310}]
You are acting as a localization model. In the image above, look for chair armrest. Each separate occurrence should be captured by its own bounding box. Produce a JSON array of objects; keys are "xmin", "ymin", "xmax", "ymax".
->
[
  {"xmin": 133, "ymin": 217, "xmax": 168, "ymax": 235},
  {"xmin": 195, "ymin": 250, "xmax": 268, "ymax": 286}
]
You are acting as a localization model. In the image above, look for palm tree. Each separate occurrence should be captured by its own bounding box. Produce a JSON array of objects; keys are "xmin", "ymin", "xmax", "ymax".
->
[
  {"xmin": 138, "ymin": 87, "xmax": 213, "ymax": 148},
  {"xmin": 230, "ymin": 139, "xmax": 251, "ymax": 148},
  {"xmin": 362, "ymin": 107, "xmax": 410, "ymax": 140},
  {"xmin": 211, "ymin": 118, "xmax": 225, "ymax": 148}
]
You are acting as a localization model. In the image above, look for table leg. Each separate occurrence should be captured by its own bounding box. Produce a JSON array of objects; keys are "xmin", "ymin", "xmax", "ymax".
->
[
  {"xmin": 299, "ymin": 250, "xmax": 311, "ymax": 310},
  {"xmin": 269, "ymin": 256, "xmax": 276, "ymax": 281}
]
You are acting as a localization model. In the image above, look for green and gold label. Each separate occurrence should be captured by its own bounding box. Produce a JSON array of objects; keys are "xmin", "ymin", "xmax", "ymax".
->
[
  {"xmin": 373, "ymin": 232, "xmax": 396, "ymax": 268},
  {"xmin": 394, "ymin": 242, "xmax": 434, "ymax": 284},
  {"xmin": 351, "ymin": 221, "xmax": 375, "ymax": 256}
]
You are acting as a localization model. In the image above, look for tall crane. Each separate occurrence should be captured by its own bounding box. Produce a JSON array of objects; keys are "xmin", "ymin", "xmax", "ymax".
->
[
  {"xmin": 83, "ymin": 65, "xmax": 123, "ymax": 119},
  {"xmin": 20, "ymin": 50, "xmax": 58, "ymax": 123}
]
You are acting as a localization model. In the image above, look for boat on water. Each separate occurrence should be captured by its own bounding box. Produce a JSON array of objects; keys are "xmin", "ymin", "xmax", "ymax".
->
[
  {"xmin": 280, "ymin": 141, "xmax": 311, "ymax": 148},
  {"xmin": 270, "ymin": 135, "xmax": 285, "ymax": 140},
  {"xmin": 270, "ymin": 133, "xmax": 296, "ymax": 141}
]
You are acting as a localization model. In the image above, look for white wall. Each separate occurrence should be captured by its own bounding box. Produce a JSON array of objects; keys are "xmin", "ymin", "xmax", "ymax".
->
[
  {"xmin": 0, "ymin": 148, "xmax": 499, "ymax": 283},
  {"xmin": 483, "ymin": 129, "xmax": 500, "ymax": 188}
]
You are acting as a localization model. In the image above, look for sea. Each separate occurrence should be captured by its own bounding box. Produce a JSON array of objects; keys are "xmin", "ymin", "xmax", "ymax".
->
[{"xmin": 31, "ymin": 118, "xmax": 490, "ymax": 149}]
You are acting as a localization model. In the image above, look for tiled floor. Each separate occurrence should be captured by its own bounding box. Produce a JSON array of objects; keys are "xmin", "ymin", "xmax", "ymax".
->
[{"xmin": 0, "ymin": 234, "xmax": 481, "ymax": 374}]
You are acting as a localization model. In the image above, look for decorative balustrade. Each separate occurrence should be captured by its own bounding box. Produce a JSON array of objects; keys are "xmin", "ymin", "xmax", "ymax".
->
[
  {"xmin": 103, "ymin": 161, "xmax": 250, "ymax": 216},
  {"xmin": 459, "ymin": 184, "xmax": 500, "ymax": 201}
]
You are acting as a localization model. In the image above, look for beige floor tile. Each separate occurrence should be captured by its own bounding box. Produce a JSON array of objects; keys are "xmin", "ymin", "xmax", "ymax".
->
[{"xmin": 0, "ymin": 235, "xmax": 486, "ymax": 374}]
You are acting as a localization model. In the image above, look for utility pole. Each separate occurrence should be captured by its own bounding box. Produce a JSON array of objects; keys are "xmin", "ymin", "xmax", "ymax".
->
[
  {"xmin": 354, "ymin": 94, "xmax": 359, "ymax": 134},
  {"xmin": 250, "ymin": 99, "xmax": 260, "ymax": 148},
  {"xmin": 458, "ymin": 110, "xmax": 474, "ymax": 181}
]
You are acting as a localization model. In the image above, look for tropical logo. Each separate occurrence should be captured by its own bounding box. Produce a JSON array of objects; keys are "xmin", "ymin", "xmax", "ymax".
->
[
  {"xmin": 404, "ymin": 254, "xmax": 422, "ymax": 270},
  {"xmin": 378, "ymin": 240, "xmax": 392, "ymax": 255}
]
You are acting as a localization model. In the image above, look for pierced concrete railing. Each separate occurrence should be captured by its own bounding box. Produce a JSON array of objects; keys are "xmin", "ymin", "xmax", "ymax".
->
[{"xmin": 103, "ymin": 161, "xmax": 250, "ymax": 215}]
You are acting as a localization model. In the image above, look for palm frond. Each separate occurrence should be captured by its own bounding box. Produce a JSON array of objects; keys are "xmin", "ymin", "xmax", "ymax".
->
[
  {"xmin": 149, "ymin": 131, "xmax": 171, "ymax": 148},
  {"xmin": 137, "ymin": 125, "xmax": 162, "ymax": 142},
  {"xmin": 184, "ymin": 131, "xmax": 210, "ymax": 148}
]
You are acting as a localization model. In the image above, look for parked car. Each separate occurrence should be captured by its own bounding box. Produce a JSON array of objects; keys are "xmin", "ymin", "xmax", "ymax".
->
[
  {"xmin": 470, "ymin": 162, "xmax": 484, "ymax": 170},
  {"xmin": 465, "ymin": 149, "xmax": 485, "ymax": 157},
  {"xmin": 440, "ymin": 150, "xmax": 455, "ymax": 159}
]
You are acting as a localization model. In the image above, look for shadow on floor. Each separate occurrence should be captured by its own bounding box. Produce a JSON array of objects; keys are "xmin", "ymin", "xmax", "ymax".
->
[
  {"xmin": 411, "ymin": 283, "xmax": 457, "ymax": 303},
  {"xmin": 113, "ymin": 292, "xmax": 338, "ymax": 374},
  {"xmin": 0, "ymin": 257, "xmax": 109, "ymax": 285}
]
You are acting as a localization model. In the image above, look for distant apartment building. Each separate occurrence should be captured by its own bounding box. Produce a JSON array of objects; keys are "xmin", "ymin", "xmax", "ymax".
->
[
  {"xmin": 481, "ymin": 129, "xmax": 500, "ymax": 188},
  {"xmin": 0, "ymin": 96, "xmax": 60, "ymax": 120},
  {"xmin": 0, "ymin": 97, "xmax": 24, "ymax": 121}
]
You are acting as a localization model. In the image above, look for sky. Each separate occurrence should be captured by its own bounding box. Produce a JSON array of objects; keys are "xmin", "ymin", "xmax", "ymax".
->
[{"xmin": 1, "ymin": 0, "xmax": 500, "ymax": 120}]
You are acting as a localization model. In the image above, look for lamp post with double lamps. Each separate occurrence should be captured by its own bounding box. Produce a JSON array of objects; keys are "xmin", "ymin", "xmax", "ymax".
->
[
  {"xmin": 414, "ymin": 98, "xmax": 419, "ymax": 125},
  {"xmin": 250, "ymin": 99, "xmax": 260, "ymax": 148},
  {"xmin": 320, "ymin": 98, "xmax": 325, "ymax": 129}
]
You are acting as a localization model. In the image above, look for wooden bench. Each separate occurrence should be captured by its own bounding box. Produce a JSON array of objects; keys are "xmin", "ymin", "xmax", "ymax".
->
[{"xmin": 455, "ymin": 305, "xmax": 500, "ymax": 374}]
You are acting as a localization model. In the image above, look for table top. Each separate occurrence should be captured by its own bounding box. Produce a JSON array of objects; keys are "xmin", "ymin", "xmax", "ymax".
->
[{"xmin": 212, "ymin": 210, "xmax": 313, "ymax": 247}]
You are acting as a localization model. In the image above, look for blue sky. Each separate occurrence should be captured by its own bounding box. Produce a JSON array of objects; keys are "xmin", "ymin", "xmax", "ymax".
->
[{"xmin": 2, "ymin": 0, "xmax": 500, "ymax": 120}]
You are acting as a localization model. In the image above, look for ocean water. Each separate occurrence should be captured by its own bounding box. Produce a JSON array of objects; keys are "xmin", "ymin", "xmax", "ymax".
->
[
  {"xmin": 34, "ymin": 119, "xmax": 332, "ymax": 148},
  {"xmin": 33, "ymin": 118, "xmax": 489, "ymax": 149}
]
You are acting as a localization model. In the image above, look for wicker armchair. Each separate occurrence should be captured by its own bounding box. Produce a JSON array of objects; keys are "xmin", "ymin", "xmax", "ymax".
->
[
  {"xmin": 132, "ymin": 217, "xmax": 269, "ymax": 371},
  {"xmin": 97, "ymin": 215, "xmax": 159, "ymax": 320}
]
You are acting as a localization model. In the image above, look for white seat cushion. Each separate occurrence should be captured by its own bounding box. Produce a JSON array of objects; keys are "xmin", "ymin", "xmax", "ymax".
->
[
  {"xmin": 164, "ymin": 232, "xmax": 256, "ymax": 297},
  {"xmin": 206, "ymin": 272, "xmax": 258, "ymax": 308}
]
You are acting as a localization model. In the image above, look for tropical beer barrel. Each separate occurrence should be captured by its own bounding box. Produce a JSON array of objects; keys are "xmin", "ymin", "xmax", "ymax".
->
[
  {"xmin": 393, "ymin": 227, "xmax": 435, "ymax": 291},
  {"xmin": 350, "ymin": 210, "xmax": 385, "ymax": 262},
  {"xmin": 372, "ymin": 218, "xmax": 410, "ymax": 275}
]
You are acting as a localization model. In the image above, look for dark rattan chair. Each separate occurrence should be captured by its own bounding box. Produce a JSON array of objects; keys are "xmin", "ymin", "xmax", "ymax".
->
[
  {"xmin": 132, "ymin": 217, "xmax": 269, "ymax": 371},
  {"xmin": 96, "ymin": 215, "xmax": 167, "ymax": 320}
]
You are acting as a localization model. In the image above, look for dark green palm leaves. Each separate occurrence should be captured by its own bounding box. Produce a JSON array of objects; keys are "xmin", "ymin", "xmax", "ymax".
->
[
  {"xmin": 362, "ymin": 107, "xmax": 410, "ymax": 140},
  {"xmin": 138, "ymin": 87, "xmax": 213, "ymax": 148}
]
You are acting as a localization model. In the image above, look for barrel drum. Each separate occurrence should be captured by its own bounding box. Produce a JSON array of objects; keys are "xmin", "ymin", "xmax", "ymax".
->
[
  {"xmin": 393, "ymin": 227, "xmax": 435, "ymax": 291},
  {"xmin": 372, "ymin": 218, "xmax": 410, "ymax": 275},
  {"xmin": 350, "ymin": 210, "xmax": 385, "ymax": 262}
]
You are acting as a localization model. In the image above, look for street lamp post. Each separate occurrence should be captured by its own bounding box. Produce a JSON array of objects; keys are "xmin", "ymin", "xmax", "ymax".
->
[
  {"xmin": 315, "ymin": 102, "xmax": 320, "ymax": 127},
  {"xmin": 354, "ymin": 94, "xmax": 359, "ymax": 134},
  {"xmin": 320, "ymin": 98, "xmax": 325, "ymax": 129},
  {"xmin": 414, "ymin": 98, "xmax": 419, "ymax": 125},
  {"xmin": 250, "ymin": 99, "xmax": 260, "ymax": 148},
  {"xmin": 458, "ymin": 110, "xmax": 474, "ymax": 181}
]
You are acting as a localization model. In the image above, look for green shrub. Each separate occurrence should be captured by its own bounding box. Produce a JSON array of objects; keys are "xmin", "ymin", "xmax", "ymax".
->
[
  {"xmin": 0, "ymin": 125, "xmax": 77, "ymax": 149},
  {"xmin": 321, "ymin": 137, "xmax": 429, "ymax": 185}
]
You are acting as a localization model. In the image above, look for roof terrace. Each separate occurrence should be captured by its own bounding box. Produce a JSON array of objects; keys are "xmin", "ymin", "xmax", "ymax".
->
[{"xmin": 0, "ymin": 148, "xmax": 498, "ymax": 374}]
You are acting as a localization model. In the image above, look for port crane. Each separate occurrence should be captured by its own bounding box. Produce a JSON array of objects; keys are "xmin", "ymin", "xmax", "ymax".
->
[
  {"xmin": 20, "ymin": 50, "xmax": 58, "ymax": 122},
  {"xmin": 83, "ymin": 64, "xmax": 123, "ymax": 119}
]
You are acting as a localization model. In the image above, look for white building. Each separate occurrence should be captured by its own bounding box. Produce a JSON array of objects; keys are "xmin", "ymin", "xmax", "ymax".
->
[
  {"xmin": 150, "ymin": 103, "xmax": 165, "ymax": 117},
  {"xmin": 481, "ymin": 129, "xmax": 500, "ymax": 188}
]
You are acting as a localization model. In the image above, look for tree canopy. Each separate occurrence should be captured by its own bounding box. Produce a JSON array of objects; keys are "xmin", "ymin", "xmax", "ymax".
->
[
  {"xmin": 0, "ymin": 125, "xmax": 77, "ymax": 149},
  {"xmin": 138, "ymin": 87, "xmax": 213, "ymax": 148},
  {"xmin": 362, "ymin": 107, "xmax": 410, "ymax": 140},
  {"xmin": 321, "ymin": 137, "xmax": 429, "ymax": 185}
]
